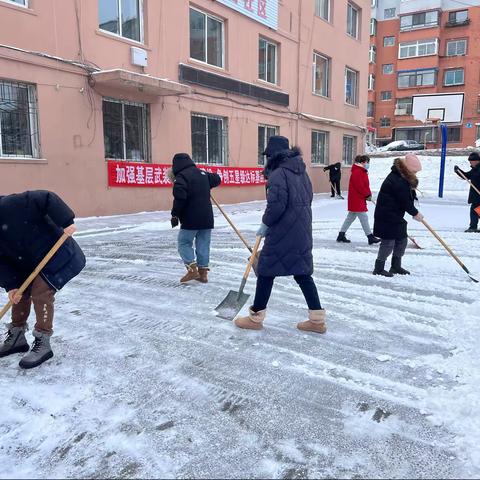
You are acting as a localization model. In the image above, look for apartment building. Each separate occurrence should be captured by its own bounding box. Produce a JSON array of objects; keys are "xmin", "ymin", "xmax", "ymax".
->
[
  {"xmin": 0, "ymin": 0, "xmax": 369, "ymax": 216},
  {"xmin": 368, "ymin": 0, "xmax": 480, "ymax": 147}
]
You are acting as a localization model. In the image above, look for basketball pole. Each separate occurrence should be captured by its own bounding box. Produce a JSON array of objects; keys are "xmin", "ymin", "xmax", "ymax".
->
[{"xmin": 438, "ymin": 123, "xmax": 448, "ymax": 198}]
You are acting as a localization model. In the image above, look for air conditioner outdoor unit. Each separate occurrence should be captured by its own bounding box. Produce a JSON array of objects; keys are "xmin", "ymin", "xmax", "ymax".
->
[
  {"xmin": 131, "ymin": 46, "xmax": 148, "ymax": 67},
  {"xmin": 395, "ymin": 108, "xmax": 407, "ymax": 115}
]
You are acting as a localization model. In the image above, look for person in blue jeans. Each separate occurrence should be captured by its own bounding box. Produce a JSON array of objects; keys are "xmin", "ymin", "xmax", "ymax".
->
[{"xmin": 169, "ymin": 153, "xmax": 221, "ymax": 283}]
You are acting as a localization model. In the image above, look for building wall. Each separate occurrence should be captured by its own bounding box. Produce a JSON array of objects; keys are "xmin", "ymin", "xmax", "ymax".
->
[{"xmin": 0, "ymin": 0, "xmax": 369, "ymax": 216}]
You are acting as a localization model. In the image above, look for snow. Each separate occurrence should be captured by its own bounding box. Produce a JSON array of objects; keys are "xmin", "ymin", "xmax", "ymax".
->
[{"xmin": 1, "ymin": 155, "xmax": 480, "ymax": 478}]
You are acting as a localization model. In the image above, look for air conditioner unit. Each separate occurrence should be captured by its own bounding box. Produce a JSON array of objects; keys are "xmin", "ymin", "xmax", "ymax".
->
[
  {"xmin": 395, "ymin": 108, "xmax": 408, "ymax": 115},
  {"xmin": 131, "ymin": 46, "xmax": 148, "ymax": 67}
]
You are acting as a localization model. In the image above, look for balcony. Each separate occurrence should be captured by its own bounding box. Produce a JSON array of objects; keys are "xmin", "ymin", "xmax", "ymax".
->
[
  {"xmin": 395, "ymin": 108, "xmax": 408, "ymax": 115},
  {"xmin": 399, "ymin": 0, "xmax": 441, "ymax": 15},
  {"xmin": 445, "ymin": 18, "xmax": 470, "ymax": 28}
]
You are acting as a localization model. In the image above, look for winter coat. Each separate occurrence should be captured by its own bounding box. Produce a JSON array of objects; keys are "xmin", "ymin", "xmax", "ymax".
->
[
  {"xmin": 171, "ymin": 156, "xmax": 221, "ymax": 230},
  {"xmin": 456, "ymin": 164, "xmax": 480, "ymax": 206},
  {"xmin": 373, "ymin": 161, "xmax": 419, "ymax": 240},
  {"xmin": 0, "ymin": 191, "xmax": 86, "ymax": 292},
  {"xmin": 258, "ymin": 148, "xmax": 314, "ymax": 277},
  {"xmin": 347, "ymin": 164, "xmax": 372, "ymax": 213},
  {"xmin": 323, "ymin": 162, "xmax": 342, "ymax": 182}
]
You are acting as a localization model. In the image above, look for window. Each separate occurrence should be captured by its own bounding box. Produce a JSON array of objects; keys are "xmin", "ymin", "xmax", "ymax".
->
[
  {"xmin": 347, "ymin": 3, "xmax": 359, "ymax": 39},
  {"xmin": 446, "ymin": 39, "xmax": 467, "ymax": 56},
  {"xmin": 444, "ymin": 68, "xmax": 464, "ymax": 86},
  {"xmin": 381, "ymin": 90, "xmax": 392, "ymax": 101},
  {"xmin": 370, "ymin": 18, "xmax": 377, "ymax": 36},
  {"xmin": 399, "ymin": 39, "xmax": 438, "ymax": 58},
  {"xmin": 400, "ymin": 11, "xmax": 439, "ymax": 30},
  {"xmin": 98, "ymin": 0, "xmax": 142, "ymax": 42},
  {"xmin": 315, "ymin": 0, "xmax": 330, "ymax": 21},
  {"xmin": 258, "ymin": 124, "xmax": 278, "ymax": 165},
  {"xmin": 103, "ymin": 98, "xmax": 149, "ymax": 161},
  {"xmin": 447, "ymin": 126, "xmax": 461, "ymax": 143},
  {"xmin": 259, "ymin": 38, "xmax": 277, "ymax": 84},
  {"xmin": 367, "ymin": 101, "xmax": 375, "ymax": 117},
  {"xmin": 384, "ymin": 8, "xmax": 396, "ymax": 19},
  {"xmin": 476, "ymin": 124, "xmax": 480, "ymax": 141},
  {"xmin": 345, "ymin": 68, "xmax": 358, "ymax": 105},
  {"xmin": 396, "ymin": 127, "xmax": 436, "ymax": 142},
  {"xmin": 380, "ymin": 117, "xmax": 391, "ymax": 127},
  {"xmin": 383, "ymin": 64, "xmax": 394, "ymax": 74},
  {"xmin": 368, "ymin": 74, "xmax": 375, "ymax": 90},
  {"xmin": 191, "ymin": 113, "xmax": 227, "ymax": 165},
  {"xmin": 190, "ymin": 8, "xmax": 224, "ymax": 68},
  {"xmin": 2, "ymin": 0, "xmax": 28, "ymax": 5},
  {"xmin": 0, "ymin": 80, "xmax": 39, "ymax": 158},
  {"xmin": 342, "ymin": 135, "xmax": 357, "ymax": 165},
  {"xmin": 311, "ymin": 130, "xmax": 329, "ymax": 165},
  {"xmin": 369, "ymin": 45, "xmax": 376, "ymax": 63},
  {"xmin": 383, "ymin": 36, "xmax": 395, "ymax": 47},
  {"xmin": 477, "ymin": 97, "xmax": 480, "ymax": 114},
  {"xmin": 398, "ymin": 69, "xmax": 436, "ymax": 87},
  {"xmin": 448, "ymin": 10, "xmax": 468, "ymax": 25},
  {"xmin": 313, "ymin": 53, "xmax": 330, "ymax": 97},
  {"xmin": 396, "ymin": 97, "xmax": 413, "ymax": 115}
]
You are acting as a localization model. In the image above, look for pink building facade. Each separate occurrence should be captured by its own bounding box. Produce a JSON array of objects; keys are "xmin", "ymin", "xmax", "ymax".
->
[{"xmin": 0, "ymin": 0, "xmax": 369, "ymax": 216}]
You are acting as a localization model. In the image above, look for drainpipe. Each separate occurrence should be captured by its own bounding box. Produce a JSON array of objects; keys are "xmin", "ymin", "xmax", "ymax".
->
[{"xmin": 295, "ymin": 0, "xmax": 303, "ymax": 146}]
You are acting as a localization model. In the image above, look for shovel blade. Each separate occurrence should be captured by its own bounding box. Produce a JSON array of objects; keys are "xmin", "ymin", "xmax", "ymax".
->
[{"xmin": 215, "ymin": 290, "xmax": 250, "ymax": 320}]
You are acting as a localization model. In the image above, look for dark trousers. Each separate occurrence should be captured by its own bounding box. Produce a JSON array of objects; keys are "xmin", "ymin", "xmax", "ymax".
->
[
  {"xmin": 376, "ymin": 237, "xmax": 408, "ymax": 262},
  {"xmin": 252, "ymin": 275, "xmax": 322, "ymax": 312},
  {"xmin": 330, "ymin": 179, "xmax": 341, "ymax": 196},
  {"xmin": 470, "ymin": 204, "xmax": 479, "ymax": 229}
]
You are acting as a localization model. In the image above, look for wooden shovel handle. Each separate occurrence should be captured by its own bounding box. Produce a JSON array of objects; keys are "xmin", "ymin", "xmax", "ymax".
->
[
  {"xmin": 457, "ymin": 169, "xmax": 480, "ymax": 196},
  {"xmin": 0, "ymin": 232, "xmax": 70, "ymax": 320},
  {"xmin": 237, "ymin": 236, "xmax": 262, "ymax": 296}
]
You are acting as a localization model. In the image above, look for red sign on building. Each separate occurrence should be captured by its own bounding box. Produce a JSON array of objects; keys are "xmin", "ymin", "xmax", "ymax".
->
[{"xmin": 107, "ymin": 161, "xmax": 266, "ymax": 187}]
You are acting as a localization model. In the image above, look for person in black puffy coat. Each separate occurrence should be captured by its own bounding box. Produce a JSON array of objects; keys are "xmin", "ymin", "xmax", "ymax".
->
[
  {"xmin": 0, "ymin": 190, "xmax": 86, "ymax": 369},
  {"xmin": 169, "ymin": 153, "xmax": 221, "ymax": 284},
  {"xmin": 454, "ymin": 151, "xmax": 480, "ymax": 232},
  {"xmin": 234, "ymin": 136, "xmax": 326, "ymax": 334},
  {"xmin": 323, "ymin": 162, "xmax": 343, "ymax": 198},
  {"xmin": 373, "ymin": 155, "xmax": 424, "ymax": 277}
]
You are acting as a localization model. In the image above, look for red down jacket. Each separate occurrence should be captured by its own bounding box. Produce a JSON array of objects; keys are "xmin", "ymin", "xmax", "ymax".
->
[{"xmin": 348, "ymin": 163, "xmax": 372, "ymax": 212}]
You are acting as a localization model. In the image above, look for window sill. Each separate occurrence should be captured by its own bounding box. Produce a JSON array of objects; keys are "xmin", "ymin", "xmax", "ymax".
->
[
  {"xmin": 314, "ymin": 15, "xmax": 333, "ymax": 26},
  {"xmin": 95, "ymin": 29, "xmax": 149, "ymax": 50},
  {"xmin": 311, "ymin": 164, "xmax": 328, "ymax": 168},
  {"xmin": 256, "ymin": 78, "xmax": 282, "ymax": 90},
  {"xmin": 399, "ymin": 24, "xmax": 439, "ymax": 33},
  {"xmin": 188, "ymin": 57, "xmax": 227, "ymax": 74},
  {"xmin": 312, "ymin": 92, "xmax": 331, "ymax": 100},
  {"xmin": 345, "ymin": 103, "xmax": 359, "ymax": 109},
  {"xmin": 0, "ymin": 0, "xmax": 36, "ymax": 15},
  {"xmin": 0, "ymin": 157, "xmax": 47, "ymax": 164},
  {"xmin": 443, "ymin": 83, "xmax": 465, "ymax": 87}
]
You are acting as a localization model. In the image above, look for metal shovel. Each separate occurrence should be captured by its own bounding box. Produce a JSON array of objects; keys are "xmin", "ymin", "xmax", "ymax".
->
[{"xmin": 215, "ymin": 236, "xmax": 262, "ymax": 320}]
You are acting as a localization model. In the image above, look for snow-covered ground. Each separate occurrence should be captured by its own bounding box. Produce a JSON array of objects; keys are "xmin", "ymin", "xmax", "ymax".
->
[{"xmin": 1, "ymin": 155, "xmax": 479, "ymax": 479}]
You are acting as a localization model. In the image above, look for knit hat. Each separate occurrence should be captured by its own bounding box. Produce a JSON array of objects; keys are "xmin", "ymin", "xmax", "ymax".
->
[
  {"xmin": 404, "ymin": 153, "xmax": 422, "ymax": 173},
  {"xmin": 262, "ymin": 135, "xmax": 289, "ymax": 157},
  {"xmin": 468, "ymin": 152, "xmax": 480, "ymax": 162}
]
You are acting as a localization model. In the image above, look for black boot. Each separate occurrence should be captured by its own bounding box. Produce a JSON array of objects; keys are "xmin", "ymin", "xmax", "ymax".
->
[
  {"xmin": 390, "ymin": 256, "xmax": 410, "ymax": 275},
  {"xmin": 373, "ymin": 260, "xmax": 394, "ymax": 277},
  {"xmin": 367, "ymin": 234, "xmax": 381, "ymax": 245},
  {"xmin": 336, "ymin": 232, "xmax": 351, "ymax": 243}
]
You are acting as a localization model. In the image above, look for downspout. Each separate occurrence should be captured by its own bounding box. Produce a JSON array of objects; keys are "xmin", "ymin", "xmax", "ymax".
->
[{"xmin": 295, "ymin": 0, "xmax": 303, "ymax": 146}]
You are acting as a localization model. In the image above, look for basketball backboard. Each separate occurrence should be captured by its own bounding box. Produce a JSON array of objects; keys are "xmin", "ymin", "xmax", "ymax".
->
[{"xmin": 412, "ymin": 93, "xmax": 464, "ymax": 124}]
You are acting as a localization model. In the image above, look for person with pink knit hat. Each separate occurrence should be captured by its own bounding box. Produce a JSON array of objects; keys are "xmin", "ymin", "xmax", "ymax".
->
[{"xmin": 372, "ymin": 154, "xmax": 424, "ymax": 277}]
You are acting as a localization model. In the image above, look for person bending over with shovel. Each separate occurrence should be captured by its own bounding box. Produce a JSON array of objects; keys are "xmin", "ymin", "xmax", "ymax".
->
[
  {"xmin": 323, "ymin": 162, "xmax": 343, "ymax": 199},
  {"xmin": 372, "ymin": 154, "xmax": 424, "ymax": 277},
  {"xmin": 454, "ymin": 151, "xmax": 480, "ymax": 233},
  {"xmin": 0, "ymin": 190, "xmax": 86, "ymax": 369},
  {"xmin": 234, "ymin": 136, "xmax": 326, "ymax": 334}
]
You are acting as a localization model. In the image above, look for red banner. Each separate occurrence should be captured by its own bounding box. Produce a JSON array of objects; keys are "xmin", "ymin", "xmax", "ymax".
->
[{"xmin": 107, "ymin": 161, "xmax": 266, "ymax": 187}]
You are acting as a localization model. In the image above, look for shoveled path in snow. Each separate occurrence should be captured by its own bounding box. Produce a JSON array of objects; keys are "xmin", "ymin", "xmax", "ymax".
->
[{"xmin": 1, "ymin": 189, "xmax": 479, "ymax": 478}]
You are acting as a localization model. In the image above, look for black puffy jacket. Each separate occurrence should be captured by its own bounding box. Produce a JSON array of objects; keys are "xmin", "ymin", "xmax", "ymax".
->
[
  {"xmin": 0, "ymin": 191, "xmax": 86, "ymax": 292},
  {"xmin": 455, "ymin": 163, "xmax": 480, "ymax": 206},
  {"xmin": 323, "ymin": 162, "xmax": 342, "ymax": 182}
]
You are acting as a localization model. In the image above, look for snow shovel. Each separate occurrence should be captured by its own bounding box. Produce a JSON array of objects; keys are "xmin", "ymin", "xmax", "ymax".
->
[
  {"xmin": 0, "ymin": 232, "xmax": 70, "ymax": 320},
  {"xmin": 456, "ymin": 169, "xmax": 480, "ymax": 217},
  {"xmin": 421, "ymin": 219, "xmax": 478, "ymax": 283},
  {"xmin": 215, "ymin": 236, "xmax": 262, "ymax": 320}
]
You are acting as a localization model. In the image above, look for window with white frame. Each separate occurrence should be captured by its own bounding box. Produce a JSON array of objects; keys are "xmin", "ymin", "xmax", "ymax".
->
[
  {"xmin": 383, "ymin": 36, "xmax": 395, "ymax": 47},
  {"xmin": 367, "ymin": 101, "xmax": 375, "ymax": 117},
  {"xmin": 383, "ymin": 63, "xmax": 394, "ymax": 74},
  {"xmin": 397, "ymin": 69, "xmax": 436, "ymax": 88},
  {"xmin": 345, "ymin": 67, "xmax": 358, "ymax": 105},
  {"xmin": 448, "ymin": 10, "xmax": 468, "ymax": 25},
  {"xmin": 2, "ymin": 0, "xmax": 28, "ymax": 6},
  {"xmin": 396, "ymin": 97, "xmax": 413, "ymax": 114},
  {"xmin": 347, "ymin": 3, "xmax": 359, "ymax": 39},
  {"xmin": 399, "ymin": 39, "xmax": 438, "ymax": 58},
  {"xmin": 190, "ymin": 7, "xmax": 224, "ymax": 68},
  {"xmin": 380, "ymin": 117, "xmax": 390, "ymax": 127},
  {"xmin": 444, "ymin": 68, "xmax": 464, "ymax": 86},
  {"xmin": 368, "ymin": 73, "xmax": 375, "ymax": 90},
  {"xmin": 98, "ymin": 0, "xmax": 143, "ymax": 42},
  {"xmin": 342, "ymin": 135, "xmax": 356, "ymax": 165},
  {"xmin": 315, "ymin": 0, "xmax": 330, "ymax": 21},
  {"xmin": 191, "ymin": 113, "xmax": 227, "ymax": 165},
  {"xmin": 384, "ymin": 8, "xmax": 396, "ymax": 19},
  {"xmin": 258, "ymin": 124, "xmax": 278, "ymax": 165},
  {"xmin": 313, "ymin": 52, "xmax": 330, "ymax": 97},
  {"xmin": 370, "ymin": 18, "xmax": 377, "ymax": 36},
  {"xmin": 446, "ymin": 39, "xmax": 467, "ymax": 56},
  {"xmin": 381, "ymin": 90, "xmax": 392, "ymax": 101},
  {"xmin": 369, "ymin": 45, "xmax": 376, "ymax": 63},
  {"xmin": 311, "ymin": 130, "xmax": 329, "ymax": 165},
  {"xmin": 400, "ymin": 11, "xmax": 438, "ymax": 30},
  {"xmin": 103, "ymin": 98, "xmax": 149, "ymax": 161},
  {"xmin": 259, "ymin": 38, "xmax": 277, "ymax": 84},
  {"xmin": 0, "ymin": 80, "xmax": 39, "ymax": 158}
]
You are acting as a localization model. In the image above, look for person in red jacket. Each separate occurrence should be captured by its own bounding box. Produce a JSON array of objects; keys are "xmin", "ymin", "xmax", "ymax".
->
[{"xmin": 336, "ymin": 155, "xmax": 380, "ymax": 245}]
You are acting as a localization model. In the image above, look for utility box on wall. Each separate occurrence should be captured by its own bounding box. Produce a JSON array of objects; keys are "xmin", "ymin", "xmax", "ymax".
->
[{"xmin": 131, "ymin": 47, "xmax": 148, "ymax": 67}]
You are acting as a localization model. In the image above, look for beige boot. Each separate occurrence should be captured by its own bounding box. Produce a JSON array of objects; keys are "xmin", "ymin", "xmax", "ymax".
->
[
  {"xmin": 196, "ymin": 267, "xmax": 209, "ymax": 283},
  {"xmin": 234, "ymin": 308, "xmax": 266, "ymax": 330},
  {"xmin": 297, "ymin": 309, "xmax": 327, "ymax": 334},
  {"xmin": 180, "ymin": 262, "xmax": 200, "ymax": 283}
]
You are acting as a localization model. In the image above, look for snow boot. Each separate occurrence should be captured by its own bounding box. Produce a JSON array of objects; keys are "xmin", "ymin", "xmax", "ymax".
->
[
  {"xmin": 297, "ymin": 309, "xmax": 327, "ymax": 334},
  {"xmin": 373, "ymin": 260, "xmax": 394, "ymax": 277},
  {"xmin": 336, "ymin": 232, "xmax": 351, "ymax": 243},
  {"xmin": 234, "ymin": 307, "xmax": 266, "ymax": 331},
  {"xmin": 367, "ymin": 234, "xmax": 381, "ymax": 245},
  {"xmin": 465, "ymin": 227, "xmax": 479, "ymax": 233},
  {"xmin": 180, "ymin": 262, "xmax": 200, "ymax": 283},
  {"xmin": 196, "ymin": 267, "xmax": 209, "ymax": 283},
  {"xmin": 0, "ymin": 324, "xmax": 29, "ymax": 358},
  {"xmin": 389, "ymin": 256, "xmax": 410, "ymax": 275},
  {"xmin": 19, "ymin": 330, "xmax": 53, "ymax": 369}
]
